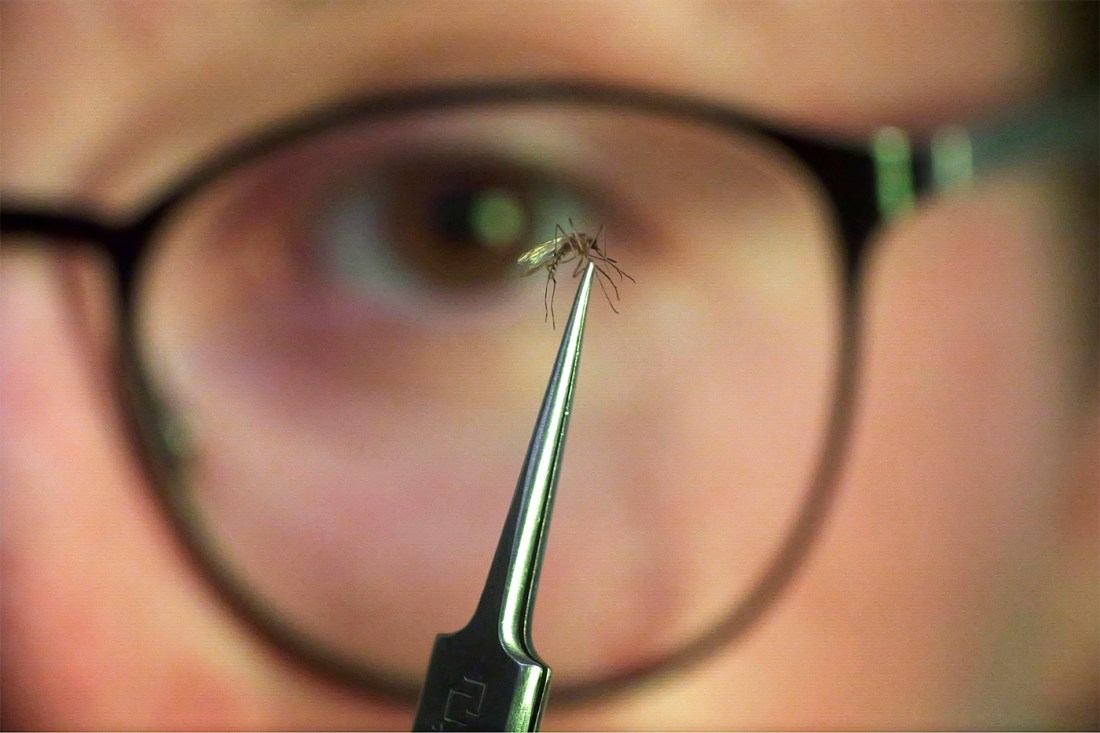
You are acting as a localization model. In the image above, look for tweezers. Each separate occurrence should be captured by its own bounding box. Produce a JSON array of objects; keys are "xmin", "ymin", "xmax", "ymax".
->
[{"xmin": 412, "ymin": 262, "xmax": 596, "ymax": 732}]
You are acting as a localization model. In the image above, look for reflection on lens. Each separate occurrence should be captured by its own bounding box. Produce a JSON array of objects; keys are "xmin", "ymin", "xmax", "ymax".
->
[
  {"xmin": 471, "ymin": 188, "xmax": 526, "ymax": 246},
  {"xmin": 135, "ymin": 102, "xmax": 843, "ymax": 686}
]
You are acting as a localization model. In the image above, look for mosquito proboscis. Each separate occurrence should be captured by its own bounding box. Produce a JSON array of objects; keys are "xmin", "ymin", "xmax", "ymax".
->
[{"xmin": 517, "ymin": 219, "xmax": 635, "ymax": 327}]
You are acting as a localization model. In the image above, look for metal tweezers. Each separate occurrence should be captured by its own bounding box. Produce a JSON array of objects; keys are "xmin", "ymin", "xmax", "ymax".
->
[{"xmin": 412, "ymin": 263, "xmax": 596, "ymax": 732}]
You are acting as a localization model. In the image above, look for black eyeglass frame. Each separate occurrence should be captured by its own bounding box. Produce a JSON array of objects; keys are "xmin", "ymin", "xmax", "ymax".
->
[{"xmin": 0, "ymin": 79, "xmax": 947, "ymax": 704}]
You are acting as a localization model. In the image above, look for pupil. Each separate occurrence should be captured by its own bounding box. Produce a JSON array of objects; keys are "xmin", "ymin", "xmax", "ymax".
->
[
  {"xmin": 434, "ymin": 190, "xmax": 478, "ymax": 241},
  {"xmin": 433, "ymin": 187, "xmax": 527, "ymax": 250}
]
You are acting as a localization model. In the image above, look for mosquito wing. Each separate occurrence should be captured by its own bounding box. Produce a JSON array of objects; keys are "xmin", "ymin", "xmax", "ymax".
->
[{"xmin": 518, "ymin": 236, "xmax": 565, "ymax": 276}]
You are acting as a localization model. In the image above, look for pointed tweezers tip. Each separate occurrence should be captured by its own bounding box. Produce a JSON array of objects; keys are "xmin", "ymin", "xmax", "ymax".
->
[
  {"xmin": 410, "ymin": 263, "xmax": 596, "ymax": 732},
  {"xmin": 491, "ymin": 260, "xmax": 596, "ymax": 640}
]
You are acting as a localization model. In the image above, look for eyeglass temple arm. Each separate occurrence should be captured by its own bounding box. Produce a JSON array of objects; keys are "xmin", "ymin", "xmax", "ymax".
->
[{"xmin": 872, "ymin": 90, "xmax": 1099, "ymax": 219}]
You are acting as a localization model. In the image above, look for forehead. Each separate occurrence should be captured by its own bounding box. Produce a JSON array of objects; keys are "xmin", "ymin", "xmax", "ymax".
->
[{"xmin": 0, "ymin": 1, "xmax": 1068, "ymax": 207}]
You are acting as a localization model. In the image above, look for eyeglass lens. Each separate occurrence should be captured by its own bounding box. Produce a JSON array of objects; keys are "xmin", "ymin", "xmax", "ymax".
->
[{"xmin": 133, "ymin": 101, "xmax": 844, "ymax": 685}]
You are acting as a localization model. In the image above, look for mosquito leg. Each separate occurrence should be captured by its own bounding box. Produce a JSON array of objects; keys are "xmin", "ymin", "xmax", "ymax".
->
[
  {"xmin": 592, "ymin": 265, "xmax": 620, "ymax": 314},
  {"xmin": 572, "ymin": 255, "xmax": 587, "ymax": 278},
  {"xmin": 590, "ymin": 250, "xmax": 635, "ymax": 284},
  {"xmin": 611, "ymin": 262, "xmax": 636, "ymax": 283},
  {"xmin": 591, "ymin": 261, "xmax": 623, "ymax": 309},
  {"xmin": 614, "ymin": 259, "xmax": 636, "ymax": 283},
  {"xmin": 549, "ymin": 272, "xmax": 558, "ymax": 329},
  {"xmin": 542, "ymin": 266, "xmax": 555, "ymax": 323},
  {"xmin": 589, "ymin": 260, "xmax": 621, "ymax": 299},
  {"xmin": 558, "ymin": 251, "xmax": 578, "ymax": 273}
]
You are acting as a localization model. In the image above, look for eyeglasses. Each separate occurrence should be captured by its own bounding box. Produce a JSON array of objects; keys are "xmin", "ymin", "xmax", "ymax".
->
[{"xmin": 2, "ymin": 79, "xmax": 1093, "ymax": 705}]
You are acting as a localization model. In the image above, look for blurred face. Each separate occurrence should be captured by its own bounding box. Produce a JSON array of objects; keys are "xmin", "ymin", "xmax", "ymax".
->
[{"xmin": 1, "ymin": 1, "xmax": 1096, "ymax": 729}]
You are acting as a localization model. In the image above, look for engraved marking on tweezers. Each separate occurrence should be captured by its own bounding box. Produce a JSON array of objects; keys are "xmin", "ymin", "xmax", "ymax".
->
[{"xmin": 438, "ymin": 676, "xmax": 487, "ymax": 729}]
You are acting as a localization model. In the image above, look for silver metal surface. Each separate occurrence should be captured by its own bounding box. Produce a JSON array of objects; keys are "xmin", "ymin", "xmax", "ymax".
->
[{"xmin": 413, "ymin": 263, "xmax": 596, "ymax": 732}]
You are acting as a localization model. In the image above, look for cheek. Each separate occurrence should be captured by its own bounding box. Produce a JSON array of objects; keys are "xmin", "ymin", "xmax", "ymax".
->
[
  {"xmin": 0, "ymin": 251, "xmax": 258, "ymax": 728},
  {"xmin": 0, "ymin": 251, "xmax": 407, "ymax": 730},
  {"xmin": 765, "ymin": 175, "xmax": 1093, "ymax": 726}
]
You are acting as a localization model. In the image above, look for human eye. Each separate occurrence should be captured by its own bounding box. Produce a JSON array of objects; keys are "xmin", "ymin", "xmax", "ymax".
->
[
  {"xmin": 314, "ymin": 148, "xmax": 595, "ymax": 308},
  {"xmin": 147, "ymin": 107, "xmax": 632, "ymax": 340}
]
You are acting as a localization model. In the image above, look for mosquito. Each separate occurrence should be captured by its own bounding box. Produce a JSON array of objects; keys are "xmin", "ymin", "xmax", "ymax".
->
[{"xmin": 518, "ymin": 219, "xmax": 635, "ymax": 328}]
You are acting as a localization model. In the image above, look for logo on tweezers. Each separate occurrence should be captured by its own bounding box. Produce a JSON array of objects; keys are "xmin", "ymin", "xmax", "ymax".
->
[{"xmin": 433, "ymin": 675, "xmax": 487, "ymax": 730}]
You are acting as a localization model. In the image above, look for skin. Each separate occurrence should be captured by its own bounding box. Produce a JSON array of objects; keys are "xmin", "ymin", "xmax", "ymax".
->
[{"xmin": 1, "ymin": 1, "xmax": 1096, "ymax": 729}]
